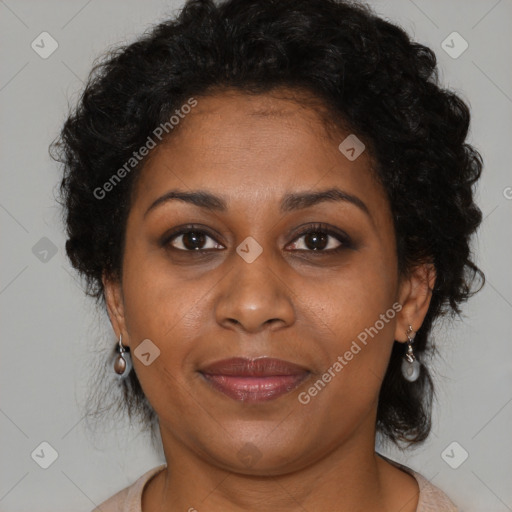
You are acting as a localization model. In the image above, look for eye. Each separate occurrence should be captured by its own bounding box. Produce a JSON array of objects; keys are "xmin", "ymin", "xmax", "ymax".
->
[
  {"xmin": 161, "ymin": 223, "xmax": 352, "ymax": 254},
  {"xmin": 287, "ymin": 223, "xmax": 351, "ymax": 254},
  {"xmin": 161, "ymin": 225, "xmax": 224, "ymax": 252}
]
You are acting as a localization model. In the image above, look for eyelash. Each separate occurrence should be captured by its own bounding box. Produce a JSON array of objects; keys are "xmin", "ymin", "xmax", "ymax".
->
[{"xmin": 160, "ymin": 223, "xmax": 352, "ymax": 255}]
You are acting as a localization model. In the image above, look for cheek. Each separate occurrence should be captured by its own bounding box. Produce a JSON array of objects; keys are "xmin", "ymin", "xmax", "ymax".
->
[
  {"xmin": 304, "ymin": 253, "xmax": 398, "ymax": 399},
  {"xmin": 119, "ymin": 246, "xmax": 197, "ymax": 395},
  {"xmin": 121, "ymin": 235, "xmax": 195, "ymax": 336},
  {"xmin": 120, "ymin": 251, "xmax": 202, "ymax": 417},
  {"xmin": 320, "ymin": 246, "xmax": 397, "ymax": 336}
]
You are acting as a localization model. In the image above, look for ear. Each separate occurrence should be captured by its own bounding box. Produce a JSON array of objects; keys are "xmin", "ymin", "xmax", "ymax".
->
[
  {"xmin": 102, "ymin": 272, "xmax": 129, "ymax": 347},
  {"xmin": 394, "ymin": 263, "xmax": 436, "ymax": 342}
]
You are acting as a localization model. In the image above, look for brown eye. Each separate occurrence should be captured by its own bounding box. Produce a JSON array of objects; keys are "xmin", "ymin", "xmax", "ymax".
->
[
  {"xmin": 160, "ymin": 224, "xmax": 225, "ymax": 252},
  {"xmin": 180, "ymin": 231, "xmax": 206, "ymax": 250},
  {"xmin": 303, "ymin": 231, "xmax": 329, "ymax": 250},
  {"xmin": 166, "ymin": 230, "xmax": 223, "ymax": 251},
  {"xmin": 287, "ymin": 223, "xmax": 352, "ymax": 253}
]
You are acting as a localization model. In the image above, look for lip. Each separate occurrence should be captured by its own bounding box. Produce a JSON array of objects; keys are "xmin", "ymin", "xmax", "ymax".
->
[{"xmin": 199, "ymin": 357, "xmax": 311, "ymax": 402}]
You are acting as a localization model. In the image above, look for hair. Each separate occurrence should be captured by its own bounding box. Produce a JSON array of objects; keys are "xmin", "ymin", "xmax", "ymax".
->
[{"xmin": 51, "ymin": 0, "xmax": 485, "ymax": 448}]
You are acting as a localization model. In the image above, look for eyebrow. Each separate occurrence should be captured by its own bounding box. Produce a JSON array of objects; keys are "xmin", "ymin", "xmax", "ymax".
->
[{"xmin": 144, "ymin": 187, "xmax": 371, "ymax": 219}]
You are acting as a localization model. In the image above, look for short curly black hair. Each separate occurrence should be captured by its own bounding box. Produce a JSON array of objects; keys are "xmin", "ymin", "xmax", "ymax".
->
[{"xmin": 51, "ymin": 0, "xmax": 485, "ymax": 448}]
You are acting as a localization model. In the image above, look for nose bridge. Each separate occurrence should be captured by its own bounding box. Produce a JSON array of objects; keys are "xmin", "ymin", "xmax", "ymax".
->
[{"xmin": 214, "ymin": 238, "xmax": 295, "ymax": 332}]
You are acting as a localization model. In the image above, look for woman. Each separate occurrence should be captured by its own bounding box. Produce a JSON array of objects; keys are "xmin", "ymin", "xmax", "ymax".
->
[{"xmin": 52, "ymin": 0, "xmax": 484, "ymax": 510}]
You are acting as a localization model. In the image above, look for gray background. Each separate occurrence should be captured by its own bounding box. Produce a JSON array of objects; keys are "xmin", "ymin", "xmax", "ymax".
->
[{"xmin": 1, "ymin": 0, "xmax": 511, "ymax": 510}]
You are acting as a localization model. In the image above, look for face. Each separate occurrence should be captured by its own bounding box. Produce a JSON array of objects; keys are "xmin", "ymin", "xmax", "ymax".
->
[{"xmin": 105, "ymin": 88, "xmax": 434, "ymax": 475}]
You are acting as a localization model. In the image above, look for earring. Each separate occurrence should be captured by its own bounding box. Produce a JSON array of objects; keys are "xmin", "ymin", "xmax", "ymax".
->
[
  {"xmin": 113, "ymin": 334, "xmax": 132, "ymax": 377},
  {"xmin": 401, "ymin": 325, "xmax": 420, "ymax": 382}
]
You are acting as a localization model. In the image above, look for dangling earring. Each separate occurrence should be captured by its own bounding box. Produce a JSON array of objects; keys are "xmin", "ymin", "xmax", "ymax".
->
[
  {"xmin": 401, "ymin": 325, "xmax": 420, "ymax": 382},
  {"xmin": 113, "ymin": 334, "xmax": 132, "ymax": 378}
]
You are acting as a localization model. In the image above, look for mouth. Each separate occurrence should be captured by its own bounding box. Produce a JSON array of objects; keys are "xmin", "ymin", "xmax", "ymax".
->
[{"xmin": 198, "ymin": 357, "xmax": 311, "ymax": 402}]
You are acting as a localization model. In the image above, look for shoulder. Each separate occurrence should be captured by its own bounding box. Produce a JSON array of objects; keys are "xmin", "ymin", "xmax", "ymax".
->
[
  {"xmin": 411, "ymin": 470, "xmax": 459, "ymax": 512},
  {"xmin": 91, "ymin": 464, "xmax": 167, "ymax": 512},
  {"xmin": 378, "ymin": 453, "xmax": 459, "ymax": 512}
]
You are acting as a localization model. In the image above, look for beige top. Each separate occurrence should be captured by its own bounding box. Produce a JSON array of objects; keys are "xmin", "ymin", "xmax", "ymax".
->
[{"xmin": 93, "ymin": 457, "xmax": 458, "ymax": 512}]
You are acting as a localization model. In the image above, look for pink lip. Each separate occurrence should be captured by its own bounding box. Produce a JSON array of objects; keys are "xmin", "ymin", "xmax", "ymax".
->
[{"xmin": 199, "ymin": 357, "xmax": 310, "ymax": 402}]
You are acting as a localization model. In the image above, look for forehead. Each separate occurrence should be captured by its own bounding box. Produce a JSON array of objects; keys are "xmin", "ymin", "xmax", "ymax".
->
[{"xmin": 132, "ymin": 89, "xmax": 390, "ymax": 226}]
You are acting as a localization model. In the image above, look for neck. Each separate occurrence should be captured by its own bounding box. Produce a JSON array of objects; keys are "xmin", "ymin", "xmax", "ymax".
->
[{"xmin": 143, "ymin": 419, "xmax": 419, "ymax": 512}]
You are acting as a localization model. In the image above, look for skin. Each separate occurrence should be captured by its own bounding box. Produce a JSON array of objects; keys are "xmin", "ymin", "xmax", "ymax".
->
[{"xmin": 104, "ymin": 88, "xmax": 436, "ymax": 512}]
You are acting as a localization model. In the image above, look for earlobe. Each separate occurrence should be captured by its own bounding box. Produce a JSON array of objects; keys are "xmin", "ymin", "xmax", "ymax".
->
[
  {"xmin": 394, "ymin": 263, "xmax": 436, "ymax": 342},
  {"xmin": 102, "ymin": 272, "xmax": 127, "ymax": 342}
]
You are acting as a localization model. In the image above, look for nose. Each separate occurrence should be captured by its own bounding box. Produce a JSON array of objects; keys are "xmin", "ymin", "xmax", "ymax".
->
[{"xmin": 214, "ymin": 249, "xmax": 296, "ymax": 334}]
